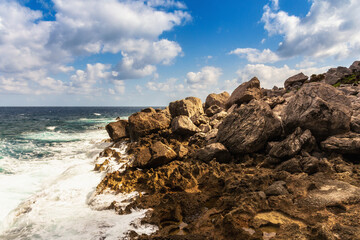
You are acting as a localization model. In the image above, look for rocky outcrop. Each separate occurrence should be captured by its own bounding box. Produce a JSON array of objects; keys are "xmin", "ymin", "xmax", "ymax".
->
[
  {"xmin": 217, "ymin": 100, "xmax": 281, "ymax": 154},
  {"xmin": 171, "ymin": 115, "xmax": 200, "ymax": 136},
  {"xmin": 350, "ymin": 61, "xmax": 360, "ymax": 72},
  {"xmin": 205, "ymin": 91, "xmax": 229, "ymax": 109},
  {"xmin": 105, "ymin": 120, "xmax": 129, "ymax": 141},
  {"xmin": 284, "ymin": 72, "xmax": 308, "ymax": 90},
  {"xmin": 325, "ymin": 66, "xmax": 352, "ymax": 85},
  {"xmin": 225, "ymin": 77, "xmax": 262, "ymax": 109},
  {"xmin": 321, "ymin": 132, "xmax": 360, "ymax": 155},
  {"xmin": 169, "ymin": 97, "xmax": 204, "ymax": 118},
  {"xmin": 283, "ymin": 82, "xmax": 352, "ymax": 139}
]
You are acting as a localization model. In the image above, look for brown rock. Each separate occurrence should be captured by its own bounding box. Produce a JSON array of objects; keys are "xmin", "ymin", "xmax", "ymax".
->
[
  {"xmin": 284, "ymin": 72, "xmax": 308, "ymax": 90},
  {"xmin": 171, "ymin": 115, "xmax": 200, "ymax": 136},
  {"xmin": 195, "ymin": 143, "xmax": 232, "ymax": 163},
  {"xmin": 283, "ymin": 82, "xmax": 352, "ymax": 139},
  {"xmin": 321, "ymin": 132, "xmax": 360, "ymax": 155},
  {"xmin": 324, "ymin": 67, "xmax": 352, "ymax": 85},
  {"xmin": 105, "ymin": 120, "xmax": 129, "ymax": 141},
  {"xmin": 225, "ymin": 77, "xmax": 262, "ymax": 109},
  {"xmin": 175, "ymin": 144, "xmax": 189, "ymax": 158},
  {"xmin": 132, "ymin": 146, "xmax": 152, "ymax": 168},
  {"xmin": 205, "ymin": 105, "xmax": 222, "ymax": 117},
  {"xmin": 205, "ymin": 91, "xmax": 230, "ymax": 109},
  {"xmin": 217, "ymin": 100, "xmax": 281, "ymax": 154},
  {"xmin": 265, "ymin": 181, "xmax": 289, "ymax": 196},
  {"xmin": 349, "ymin": 60, "xmax": 360, "ymax": 72},
  {"xmin": 169, "ymin": 97, "xmax": 204, "ymax": 118},
  {"xmin": 199, "ymin": 123, "xmax": 211, "ymax": 133}
]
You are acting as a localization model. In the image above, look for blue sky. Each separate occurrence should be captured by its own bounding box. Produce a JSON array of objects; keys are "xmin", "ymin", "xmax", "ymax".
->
[{"xmin": 0, "ymin": 0, "xmax": 359, "ymax": 106}]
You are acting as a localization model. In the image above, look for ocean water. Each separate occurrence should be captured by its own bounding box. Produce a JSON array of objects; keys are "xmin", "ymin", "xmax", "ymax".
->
[{"xmin": 0, "ymin": 107, "xmax": 157, "ymax": 239}]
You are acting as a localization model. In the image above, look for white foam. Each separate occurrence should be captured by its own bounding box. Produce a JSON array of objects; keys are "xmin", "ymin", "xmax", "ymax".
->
[
  {"xmin": 93, "ymin": 113, "xmax": 101, "ymax": 116},
  {"xmin": 46, "ymin": 126, "xmax": 56, "ymax": 131}
]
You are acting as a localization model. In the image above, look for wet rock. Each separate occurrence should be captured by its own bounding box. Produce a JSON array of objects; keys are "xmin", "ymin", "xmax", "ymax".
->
[
  {"xmin": 265, "ymin": 181, "xmax": 289, "ymax": 196},
  {"xmin": 283, "ymin": 82, "xmax": 352, "ymax": 139},
  {"xmin": 105, "ymin": 120, "xmax": 129, "ymax": 141},
  {"xmin": 284, "ymin": 72, "xmax": 308, "ymax": 90},
  {"xmin": 269, "ymin": 128, "xmax": 315, "ymax": 159},
  {"xmin": 128, "ymin": 108, "xmax": 171, "ymax": 141},
  {"xmin": 321, "ymin": 132, "xmax": 360, "ymax": 155},
  {"xmin": 217, "ymin": 100, "xmax": 281, "ymax": 154},
  {"xmin": 225, "ymin": 77, "xmax": 262, "ymax": 109},
  {"xmin": 195, "ymin": 143, "xmax": 232, "ymax": 163},
  {"xmin": 205, "ymin": 105, "xmax": 222, "ymax": 117},
  {"xmin": 205, "ymin": 91, "xmax": 229, "ymax": 109},
  {"xmin": 171, "ymin": 115, "xmax": 200, "ymax": 136},
  {"xmin": 169, "ymin": 97, "xmax": 204, "ymax": 118},
  {"xmin": 325, "ymin": 67, "xmax": 352, "ymax": 85}
]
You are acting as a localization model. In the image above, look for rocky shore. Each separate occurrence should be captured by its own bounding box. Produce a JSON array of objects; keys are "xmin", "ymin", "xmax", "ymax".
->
[{"xmin": 96, "ymin": 61, "xmax": 360, "ymax": 239}]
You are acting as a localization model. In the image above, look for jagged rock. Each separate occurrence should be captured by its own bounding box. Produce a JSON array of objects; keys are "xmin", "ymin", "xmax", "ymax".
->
[
  {"xmin": 169, "ymin": 97, "xmax": 204, "ymax": 118},
  {"xmin": 132, "ymin": 146, "xmax": 152, "ymax": 168},
  {"xmin": 171, "ymin": 115, "xmax": 200, "ymax": 136},
  {"xmin": 128, "ymin": 108, "xmax": 171, "ymax": 141},
  {"xmin": 195, "ymin": 143, "xmax": 232, "ymax": 163},
  {"xmin": 205, "ymin": 105, "xmax": 222, "ymax": 117},
  {"xmin": 105, "ymin": 120, "xmax": 129, "ymax": 141},
  {"xmin": 264, "ymin": 96, "xmax": 285, "ymax": 108},
  {"xmin": 265, "ymin": 181, "xmax": 289, "ymax": 196},
  {"xmin": 321, "ymin": 132, "xmax": 360, "ymax": 155},
  {"xmin": 269, "ymin": 128, "xmax": 315, "ymax": 159},
  {"xmin": 283, "ymin": 82, "xmax": 352, "ymax": 139},
  {"xmin": 349, "ymin": 61, "xmax": 360, "ymax": 72},
  {"xmin": 324, "ymin": 67, "xmax": 352, "ymax": 85},
  {"xmin": 205, "ymin": 91, "xmax": 230, "ymax": 109},
  {"xmin": 175, "ymin": 144, "xmax": 189, "ymax": 159},
  {"xmin": 199, "ymin": 123, "xmax": 211, "ymax": 133},
  {"xmin": 284, "ymin": 72, "xmax": 308, "ymax": 90},
  {"xmin": 190, "ymin": 114, "xmax": 209, "ymax": 126},
  {"xmin": 217, "ymin": 100, "xmax": 281, "ymax": 154},
  {"xmin": 226, "ymin": 104, "xmax": 238, "ymax": 114},
  {"xmin": 351, "ymin": 116, "xmax": 360, "ymax": 133},
  {"xmin": 225, "ymin": 77, "xmax": 262, "ymax": 109}
]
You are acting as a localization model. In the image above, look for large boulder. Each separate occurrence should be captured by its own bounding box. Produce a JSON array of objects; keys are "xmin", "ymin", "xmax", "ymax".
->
[
  {"xmin": 283, "ymin": 82, "xmax": 352, "ymax": 140},
  {"xmin": 105, "ymin": 120, "xmax": 129, "ymax": 141},
  {"xmin": 195, "ymin": 143, "xmax": 232, "ymax": 163},
  {"xmin": 284, "ymin": 72, "xmax": 308, "ymax": 90},
  {"xmin": 225, "ymin": 77, "xmax": 262, "ymax": 109},
  {"xmin": 169, "ymin": 97, "xmax": 204, "ymax": 118},
  {"xmin": 324, "ymin": 67, "xmax": 352, "ymax": 85},
  {"xmin": 321, "ymin": 132, "xmax": 360, "ymax": 155},
  {"xmin": 349, "ymin": 61, "xmax": 360, "ymax": 72},
  {"xmin": 205, "ymin": 91, "xmax": 230, "ymax": 109},
  {"xmin": 171, "ymin": 115, "xmax": 200, "ymax": 136},
  {"xmin": 217, "ymin": 100, "xmax": 282, "ymax": 154},
  {"xmin": 268, "ymin": 127, "xmax": 315, "ymax": 159},
  {"xmin": 128, "ymin": 108, "xmax": 171, "ymax": 141}
]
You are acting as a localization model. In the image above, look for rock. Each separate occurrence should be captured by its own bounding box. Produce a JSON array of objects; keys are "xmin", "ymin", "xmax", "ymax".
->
[
  {"xmin": 199, "ymin": 123, "xmax": 211, "ymax": 133},
  {"xmin": 276, "ymin": 158, "xmax": 302, "ymax": 174},
  {"xmin": 225, "ymin": 77, "xmax": 262, "ymax": 109},
  {"xmin": 269, "ymin": 128, "xmax": 315, "ymax": 159},
  {"xmin": 132, "ymin": 146, "xmax": 152, "ymax": 168},
  {"xmin": 205, "ymin": 105, "xmax": 222, "ymax": 117},
  {"xmin": 169, "ymin": 97, "xmax": 204, "ymax": 118},
  {"xmin": 205, "ymin": 91, "xmax": 230, "ymax": 109},
  {"xmin": 226, "ymin": 104, "xmax": 238, "ymax": 114},
  {"xmin": 284, "ymin": 72, "xmax": 308, "ymax": 90},
  {"xmin": 283, "ymin": 82, "xmax": 352, "ymax": 140},
  {"xmin": 301, "ymin": 156, "xmax": 321, "ymax": 174},
  {"xmin": 175, "ymin": 144, "xmax": 188, "ymax": 159},
  {"xmin": 351, "ymin": 116, "xmax": 360, "ymax": 133},
  {"xmin": 321, "ymin": 132, "xmax": 360, "ymax": 155},
  {"xmin": 217, "ymin": 100, "xmax": 281, "ymax": 154},
  {"xmin": 195, "ymin": 143, "xmax": 232, "ymax": 163},
  {"xmin": 190, "ymin": 114, "xmax": 209, "ymax": 126},
  {"xmin": 349, "ymin": 61, "xmax": 360, "ymax": 72},
  {"xmin": 171, "ymin": 115, "xmax": 200, "ymax": 136},
  {"xmin": 264, "ymin": 96, "xmax": 285, "ymax": 108},
  {"xmin": 128, "ymin": 108, "xmax": 171, "ymax": 141},
  {"xmin": 265, "ymin": 181, "xmax": 289, "ymax": 196},
  {"xmin": 105, "ymin": 120, "xmax": 129, "ymax": 141},
  {"xmin": 324, "ymin": 67, "xmax": 352, "ymax": 85}
]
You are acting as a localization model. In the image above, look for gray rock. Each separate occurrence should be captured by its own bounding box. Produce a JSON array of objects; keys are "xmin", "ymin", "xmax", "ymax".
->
[
  {"xmin": 284, "ymin": 72, "xmax": 308, "ymax": 90},
  {"xmin": 225, "ymin": 77, "xmax": 262, "ymax": 109},
  {"xmin": 324, "ymin": 67, "xmax": 352, "ymax": 85}
]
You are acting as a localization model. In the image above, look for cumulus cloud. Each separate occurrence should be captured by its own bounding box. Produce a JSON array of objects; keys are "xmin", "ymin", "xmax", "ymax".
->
[
  {"xmin": 235, "ymin": 64, "xmax": 330, "ymax": 89},
  {"xmin": 0, "ymin": 0, "xmax": 190, "ymax": 94},
  {"xmin": 147, "ymin": 77, "xmax": 178, "ymax": 91},
  {"xmin": 229, "ymin": 48, "xmax": 280, "ymax": 63},
  {"xmin": 185, "ymin": 66, "xmax": 222, "ymax": 89}
]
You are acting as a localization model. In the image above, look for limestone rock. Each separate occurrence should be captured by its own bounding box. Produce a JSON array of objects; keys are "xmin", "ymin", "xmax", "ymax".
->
[
  {"xmin": 217, "ymin": 100, "xmax": 281, "ymax": 154},
  {"xmin": 105, "ymin": 120, "xmax": 129, "ymax": 141},
  {"xmin": 225, "ymin": 77, "xmax": 262, "ymax": 109},
  {"xmin": 195, "ymin": 143, "xmax": 231, "ymax": 163},
  {"xmin": 169, "ymin": 97, "xmax": 204, "ymax": 118},
  {"xmin": 171, "ymin": 115, "xmax": 200, "ymax": 136},
  {"xmin": 284, "ymin": 72, "xmax": 308, "ymax": 90},
  {"xmin": 283, "ymin": 82, "xmax": 352, "ymax": 140},
  {"xmin": 321, "ymin": 132, "xmax": 360, "ymax": 155},
  {"xmin": 205, "ymin": 91, "xmax": 230, "ymax": 109}
]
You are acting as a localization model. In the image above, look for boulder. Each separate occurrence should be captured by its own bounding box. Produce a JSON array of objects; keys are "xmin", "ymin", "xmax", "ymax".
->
[
  {"xmin": 217, "ymin": 100, "xmax": 282, "ymax": 154},
  {"xmin": 225, "ymin": 77, "xmax": 262, "ymax": 109},
  {"xmin": 205, "ymin": 105, "xmax": 222, "ymax": 117},
  {"xmin": 351, "ymin": 116, "xmax": 360, "ymax": 133},
  {"xmin": 321, "ymin": 132, "xmax": 360, "ymax": 155},
  {"xmin": 324, "ymin": 67, "xmax": 352, "ymax": 85},
  {"xmin": 195, "ymin": 143, "xmax": 232, "ymax": 163},
  {"xmin": 276, "ymin": 158, "xmax": 302, "ymax": 174},
  {"xmin": 269, "ymin": 128, "xmax": 315, "ymax": 159},
  {"xmin": 265, "ymin": 181, "xmax": 289, "ymax": 196},
  {"xmin": 171, "ymin": 115, "xmax": 200, "ymax": 136},
  {"xmin": 105, "ymin": 120, "xmax": 129, "ymax": 141},
  {"xmin": 284, "ymin": 72, "xmax": 308, "ymax": 90},
  {"xmin": 205, "ymin": 91, "xmax": 230, "ymax": 109},
  {"xmin": 128, "ymin": 108, "xmax": 171, "ymax": 141},
  {"xmin": 169, "ymin": 97, "xmax": 204, "ymax": 118},
  {"xmin": 264, "ymin": 96, "xmax": 285, "ymax": 109},
  {"xmin": 283, "ymin": 82, "xmax": 352, "ymax": 140},
  {"xmin": 349, "ymin": 61, "xmax": 360, "ymax": 72}
]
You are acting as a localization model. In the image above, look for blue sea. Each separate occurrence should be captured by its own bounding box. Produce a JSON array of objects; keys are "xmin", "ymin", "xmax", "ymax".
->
[{"xmin": 0, "ymin": 107, "xmax": 157, "ymax": 239}]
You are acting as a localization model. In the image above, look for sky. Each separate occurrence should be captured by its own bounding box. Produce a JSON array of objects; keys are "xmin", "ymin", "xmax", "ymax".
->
[{"xmin": 0, "ymin": 0, "xmax": 359, "ymax": 106}]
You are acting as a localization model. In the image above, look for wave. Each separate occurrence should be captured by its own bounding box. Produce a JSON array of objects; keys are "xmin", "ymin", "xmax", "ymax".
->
[
  {"xmin": 46, "ymin": 126, "xmax": 56, "ymax": 131},
  {"xmin": 93, "ymin": 113, "xmax": 101, "ymax": 116}
]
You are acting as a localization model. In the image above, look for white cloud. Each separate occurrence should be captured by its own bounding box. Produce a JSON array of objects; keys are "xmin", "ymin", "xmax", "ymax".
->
[
  {"xmin": 229, "ymin": 48, "xmax": 280, "ymax": 63},
  {"xmin": 185, "ymin": 66, "xmax": 222, "ymax": 89},
  {"xmin": 235, "ymin": 64, "xmax": 330, "ymax": 89},
  {"xmin": 113, "ymin": 80, "xmax": 126, "ymax": 94},
  {"xmin": 146, "ymin": 77, "xmax": 178, "ymax": 91},
  {"xmin": 146, "ymin": 0, "xmax": 187, "ymax": 9}
]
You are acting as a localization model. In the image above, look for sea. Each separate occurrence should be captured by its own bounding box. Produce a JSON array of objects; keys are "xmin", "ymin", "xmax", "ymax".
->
[{"xmin": 0, "ymin": 107, "xmax": 157, "ymax": 240}]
